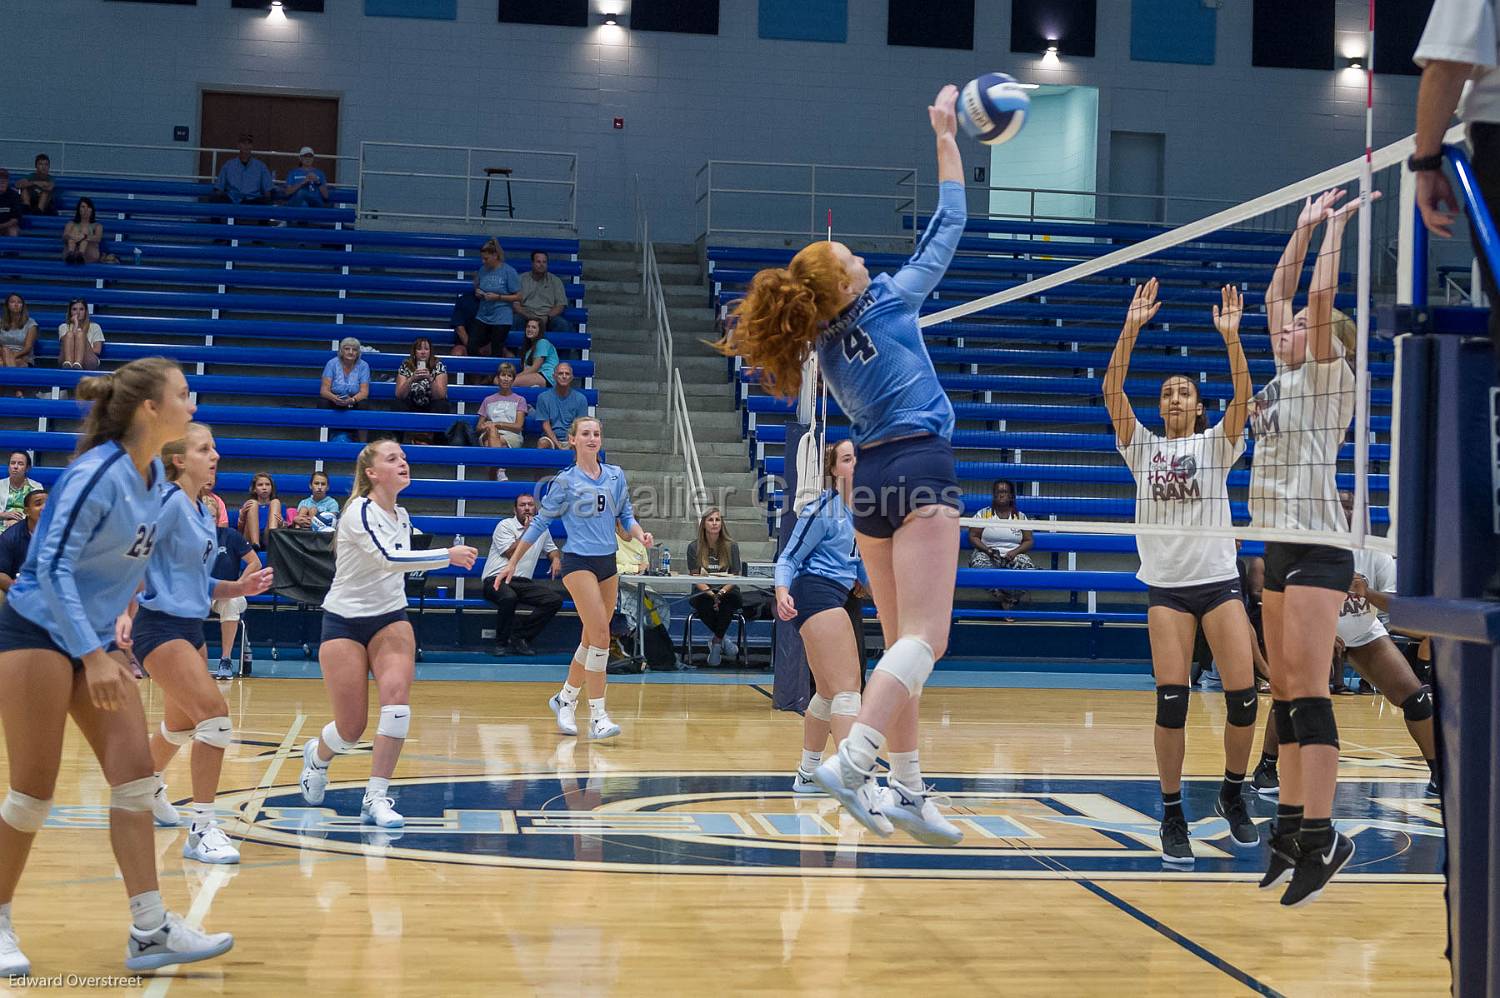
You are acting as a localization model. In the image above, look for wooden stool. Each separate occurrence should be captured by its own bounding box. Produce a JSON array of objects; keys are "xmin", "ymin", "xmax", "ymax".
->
[{"xmin": 480, "ymin": 167, "xmax": 515, "ymax": 219}]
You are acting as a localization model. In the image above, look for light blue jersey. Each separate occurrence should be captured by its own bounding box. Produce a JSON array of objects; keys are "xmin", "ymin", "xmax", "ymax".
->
[
  {"xmin": 8, "ymin": 442, "xmax": 167, "ymax": 657},
  {"xmin": 521, "ymin": 463, "xmax": 637, "ymax": 556},
  {"xmin": 815, "ymin": 179, "xmax": 965, "ymax": 446},
  {"xmin": 775, "ymin": 490, "xmax": 868, "ymax": 589},
  {"xmin": 139, "ymin": 484, "xmax": 217, "ymax": 619}
]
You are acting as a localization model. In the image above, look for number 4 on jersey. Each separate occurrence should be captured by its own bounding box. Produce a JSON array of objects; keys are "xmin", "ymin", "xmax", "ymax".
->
[{"xmin": 841, "ymin": 326, "xmax": 877, "ymax": 363}]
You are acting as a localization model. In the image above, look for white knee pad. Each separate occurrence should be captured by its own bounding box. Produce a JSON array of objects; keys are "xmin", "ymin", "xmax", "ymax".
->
[
  {"xmin": 0, "ymin": 790, "xmax": 51, "ymax": 833},
  {"xmin": 321, "ymin": 720, "xmax": 357, "ymax": 755},
  {"xmin": 378, "ymin": 704, "xmax": 411, "ymax": 740},
  {"xmin": 830, "ymin": 691, "xmax": 862, "ymax": 717},
  {"xmin": 872, "ymin": 636, "xmax": 935, "ymax": 696},
  {"xmin": 109, "ymin": 776, "xmax": 157, "ymax": 813},
  {"xmin": 806, "ymin": 694, "xmax": 832, "ymax": 722},
  {"xmin": 573, "ymin": 642, "xmax": 589, "ymax": 665},
  {"xmin": 584, "ymin": 645, "xmax": 609, "ymax": 674},
  {"xmin": 192, "ymin": 716, "xmax": 233, "ymax": 750},
  {"xmin": 159, "ymin": 721, "xmax": 193, "ymax": 747}
]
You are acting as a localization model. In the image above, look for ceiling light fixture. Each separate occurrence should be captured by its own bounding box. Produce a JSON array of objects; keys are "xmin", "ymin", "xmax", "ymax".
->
[{"xmin": 603, "ymin": 12, "xmax": 620, "ymax": 25}]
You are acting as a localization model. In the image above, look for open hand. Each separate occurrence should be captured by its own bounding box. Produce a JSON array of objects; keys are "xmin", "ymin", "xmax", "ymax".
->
[
  {"xmin": 1212, "ymin": 285, "xmax": 1243, "ymax": 341},
  {"xmin": 1124, "ymin": 278, "xmax": 1161, "ymax": 334},
  {"xmin": 929, "ymin": 84, "xmax": 959, "ymax": 140}
]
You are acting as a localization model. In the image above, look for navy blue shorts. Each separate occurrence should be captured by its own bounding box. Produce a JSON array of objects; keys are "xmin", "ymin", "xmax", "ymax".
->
[
  {"xmin": 790, "ymin": 575, "xmax": 852, "ymax": 630},
  {"xmin": 1148, "ymin": 579, "xmax": 1243, "ymax": 619},
  {"xmin": 561, "ymin": 552, "xmax": 616, "ymax": 582},
  {"xmin": 132, "ymin": 607, "xmax": 206, "ymax": 662},
  {"xmin": 0, "ymin": 602, "xmax": 116, "ymax": 672},
  {"xmin": 849, "ymin": 434, "xmax": 963, "ymax": 539},
  {"xmin": 320, "ymin": 608, "xmax": 409, "ymax": 647},
  {"xmin": 1263, "ymin": 543, "xmax": 1355, "ymax": 594}
]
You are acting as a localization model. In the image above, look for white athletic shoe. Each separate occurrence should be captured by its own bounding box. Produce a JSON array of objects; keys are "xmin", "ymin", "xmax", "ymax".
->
[
  {"xmin": 361, "ymin": 795, "xmax": 404, "ymax": 828},
  {"xmin": 299, "ymin": 739, "xmax": 329, "ymax": 805},
  {"xmin": 721, "ymin": 636, "xmax": 739, "ymax": 660},
  {"xmin": 151, "ymin": 781, "xmax": 181, "ymax": 828},
  {"xmin": 879, "ymin": 782, "xmax": 964, "ymax": 846},
  {"xmin": 549, "ymin": 694, "xmax": 579, "ymax": 737},
  {"xmin": 589, "ymin": 714, "xmax": 621, "ymax": 741},
  {"xmin": 0, "ymin": 922, "xmax": 29, "ymax": 977},
  {"xmin": 707, "ymin": 640, "xmax": 723, "ymax": 667},
  {"xmin": 791, "ymin": 769, "xmax": 821, "ymax": 794},
  {"xmin": 183, "ymin": 824, "xmax": 241, "ymax": 865},
  {"xmin": 124, "ymin": 914, "xmax": 234, "ymax": 972},
  {"xmin": 811, "ymin": 751, "xmax": 893, "ymax": 838}
]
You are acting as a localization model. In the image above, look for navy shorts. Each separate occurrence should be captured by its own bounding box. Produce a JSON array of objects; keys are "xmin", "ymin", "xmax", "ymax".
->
[
  {"xmin": 849, "ymin": 434, "xmax": 963, "ymax": 539},
  {"xmin": 561, "ymin": 552, "xmax": 617, "ymax": 582},
  {"xmin": 0, "ymin": 602, "xmax": 116, "ymax": 672},
  {"xmin": 1263, "ymin": 543, "xmax": 1354, "ymax": 594},
  {"xmin": 790, "ymin": 575, "xmax": 853, "ymax": 630},
  {"xmin": 1148, "ymin": 578, "xmax": 1243, "ymax": 619},
  {"xmin": 132, "ymin": 607, "xmax": 206, "ymax": 662},
  {"xmin": 320, "ymin": 608, "xmax": 409, "ymax": 647}
]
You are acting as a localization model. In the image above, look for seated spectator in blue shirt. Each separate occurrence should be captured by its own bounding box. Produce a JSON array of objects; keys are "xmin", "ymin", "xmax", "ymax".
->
[
  {"xmin": 283, "ymin": 147, "xmax": 331, "ymax": 208},
  {"xmin": 321, "ymin": 336, "xmax": 372, "ymax": 441},
  {"xmin": 0, "ymin": 488, "xmax": 46, "ymax": 598},
  {"xmin": 206, "ymin": 494, "xmax": 259, "ymax": 677},
  {"xmin": 211, "ymin": 133, "xmax": 276, "ymax": 205},
  {"xmin": 471, "ymin": 238, "xmax": 521, "ymax": 357},
  {"xmin": 535, "ymin": 362, "xmax": 589, "ymax": 450}
]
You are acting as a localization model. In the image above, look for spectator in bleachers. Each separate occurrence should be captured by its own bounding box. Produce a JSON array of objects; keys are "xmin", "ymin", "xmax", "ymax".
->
[
  {"xmin": 57, "ymin": 298, "xmax": 105, "ymax": 370},
  {"xmin": 0, "ymin": 452, "xmax": 41, "ymax": 534},
  {"xmin": 481, "ymin": 493, "xmax": 563, "ymax": 657},
  {"xmin": 967, "ymin": 479, "xmax": 1036, "ymax": 610},
  {"xmin": 62, "ymin": 197, "xmax": 103, "ymax": 265},
  {"xmin": 687, "ymin": 508, "xmax": 743, "ymax": 666},
  {"xmin": 0, "ymin": 293, "xmax": 37, "ymax": 370},
  {"xmin": 199, "ymin": 476, "xmax": 228, "ymax": 527},
  {"xmin": 211, "ymin": 133, "xmax": 276, "ymax": 205},
  {"xmin": 0, "ymin": 488, "xmax": 46, "ymax": 597},
  {"xmin": 206, "ymin": 494, "xmax": 259, "ymax": 677},
  {"xmin": 514, "ymin": 251, "xmax": 572, "ymax": 332},
  {"xmin": 535, "ymin": 362, "xmax": 587, "ymax": 450},
  {"xmin": 476, "ymin": 362, "xmax": 527, "ymax": 481},
  {"xmin": 472, "ymin": 238, "xmax": 521, "ymax": 357},
  {"xmin": 396, "ymin": 337, "xmax": 449, "ymax": 415},
  {"xmin": 282, "ymin": 147, "xmax": 331, "ymax": 208},
  {"xmin": 513, "ymin": 318, "xmax": 558, "ymax": 388},
  {"xmin": 238, "ymin": 472, "xmax": 284, "ymax": 549},
  {"xmin": 0, "ymin": 171, "xmax": 24, "ymax": 238},
  {"xmin": 449, "ymin": 289, "xmax": 480, "ymax": 357},
  {"xmin": 321, "ymin": 336, "xmax": 371, "ymax": 440},
  {"xmin": 291, "ymin": 471, "xmax": 339, "ymax": 531},
  {"xmin": 17, "ymin": 154, "xmax": 56, "ymax": 216}
]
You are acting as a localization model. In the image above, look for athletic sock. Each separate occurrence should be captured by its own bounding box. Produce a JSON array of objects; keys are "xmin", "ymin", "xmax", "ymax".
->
[
  {"xmin": 1259, "ymin": 750, "xmax": 1277, "ymax": 769},
  {"xmin": 843, "ymin": 722, "xmax": 884, "ymax": 774},
  {"xmin": 129, "ymin": 890, "xmax": 166, "ymax": 932},
  {"xmin": 1426, "ymin": 757, "xmax": 1440, "ymax": 779},
  {"xmin": 1274, "ymin": 803, "xmax": 1305, "ymax": 840},
  {"xmin": 889, "ymin": 750, "xmax": 922, "ymax": 792},
  {"xmin": 1220, "ymin": 770, "xmax": 1245, "ymax": 805},
  {"xmin": 589, "ymin": 697, "xmax": 607, "ymax": 721},
  {"xmin": 0, "ymin": 902, "xmax": 12, "ymax": 925},
  {"xmin": 1297, "ymin": 816, "xmax": 1333, "ymax": 853},
  {"xmin": 560, "ymin": 682, "xmax": 581, "ymax": 705},
  {"xmin": 798, "ymin": 749, "xmax": 822, "ymax": 775},
  {"xmin": 1161, "ymin": 791, "xmax": 1185, "ymax": 823},
  {"xmin": 190, "ymin": 802, "xmax": 214, "ymax": 832},
  {"xmin": 364, "ymin": 776, "xmax": 391, "ymax": 802}
]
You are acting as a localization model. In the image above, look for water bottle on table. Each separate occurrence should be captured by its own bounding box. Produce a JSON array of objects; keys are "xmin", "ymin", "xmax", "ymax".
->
[{"xmin": 661, "ymin": 546, "xmax": 671, "ymax": 577}]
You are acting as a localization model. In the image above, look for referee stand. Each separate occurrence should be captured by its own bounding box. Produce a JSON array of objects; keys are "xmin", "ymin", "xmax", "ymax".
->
[{"xmin": 1388, "ymin": 143, "xmax": 1500, "ymax": 998}]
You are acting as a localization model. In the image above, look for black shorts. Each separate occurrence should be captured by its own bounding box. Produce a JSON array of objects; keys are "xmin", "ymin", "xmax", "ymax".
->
[
  {"xmin": 561, "ymin": 552, "xmax": 616, "ymax": 582},
  {"xmin": 1148, "ymin": 578, "xmax": 1243, "ymax": 619},
  {"xmin": 132, "ymin": 607, "xmax": 206, "ymax": 662},
  {"xmin": 790, "ymin": 574, "xmax": 853, "ymax": 630},
  {"xmin": 0, "ymin": 602, "xmax": 116, "ymax": 672},
  {"xmin": 320, "ymin": 608, "xmax": 409, "ymax": 647},
  {"xmin": 469, "ymin": 320, "xmax": 512, "ymax": 356},
  {"xmin": 849, "ymin": 434, "xmax": 963, "ymax": 539},
  {"xmin": 1263, "ymin": 543, "xmax": 1355, "ymax": 594}
]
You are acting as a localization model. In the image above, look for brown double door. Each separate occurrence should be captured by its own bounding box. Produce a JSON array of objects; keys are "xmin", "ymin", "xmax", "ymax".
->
[{"xmin": 199, "ymin": 91, "xmax": 340, "ymax": 184}]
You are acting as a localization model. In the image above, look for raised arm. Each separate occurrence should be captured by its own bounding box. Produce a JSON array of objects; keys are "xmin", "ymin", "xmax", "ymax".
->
[
  {"xmin": 1266, "ymin": 191, "xmax": 1337, "ymax": 337},
  {"xmin": 1306, "ymin": 191, "xmax": 1377, "ymax": 363},
  {"xmin": 1103, "ymin": 278, "xmax": 1160, "ymax": 449},
  {"xmin": 1213, "ymin": 284, "xmax": 1252, "ymax": 445},
  {"xmin": 890, "ymin": 85, "xmax": 966, "ymax": 307}
]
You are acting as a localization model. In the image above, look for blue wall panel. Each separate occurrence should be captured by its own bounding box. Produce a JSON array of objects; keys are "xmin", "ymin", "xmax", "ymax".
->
[
  {"xmin": 1130, "ymin": 0, "xmax": 1216, "ymax": 66},
  {"xmin": 759, "ymin": 0, "xmax": 845, "ymax": 43},
  {"xmin": 365, "ymin": 0, "xmax": 456, "ymax": 20}
]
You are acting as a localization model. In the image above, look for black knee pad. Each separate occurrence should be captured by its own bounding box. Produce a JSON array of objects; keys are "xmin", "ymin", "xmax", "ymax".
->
[
  {"xmin": 1400, "ymin": 686, "xmax": 1434, "ymax": 723},
  {"xmin": 1224, "ymin": 687, "xmax": 1258, "ymax": 728},
  {"xmin": 1272, "ymin": 699, "xmax": 1296, "ymax": 744},
  {"xmin": 1290, "ymin": 697, "xmax": 1339, "ymax": 748},
  {"xmin": 1155, "ymin": 685, "xmax": 1190, "ymax": 730}
]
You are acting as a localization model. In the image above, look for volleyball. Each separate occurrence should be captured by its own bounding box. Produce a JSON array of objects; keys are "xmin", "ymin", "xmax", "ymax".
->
[{"xmin": 956, "ymin": 72, "xmax": 1030, "ymax": 146}]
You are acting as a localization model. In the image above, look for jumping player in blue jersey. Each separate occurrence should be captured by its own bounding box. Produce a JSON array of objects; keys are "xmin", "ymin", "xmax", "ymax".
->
[
  {"xmin": 135, "ymin": 424, "xmax": 274, "ymax": 864},
  {"xmin": 0, "ymin": 358, "xmax": 235, "ymax": 975},
  {"xmin": 716, "ymin": 86, "xmax": 966, "ymax": 844},
  {"xmin": 777, "ymin": 440, "xmax": 871, "ymax": 794},
  {"xmin": 497, "ymin": 416, "xmax": 652, "ymax": 741}
]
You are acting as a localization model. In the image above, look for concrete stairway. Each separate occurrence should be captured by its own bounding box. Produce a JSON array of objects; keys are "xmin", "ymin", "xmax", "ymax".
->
[{"xmin": 579, "ymin": 239, "xmax": 775, "ymax": 564}]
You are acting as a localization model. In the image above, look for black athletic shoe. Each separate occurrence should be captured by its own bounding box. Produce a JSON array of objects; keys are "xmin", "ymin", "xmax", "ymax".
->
[
  {"xmin": 1280, "ymin": 832, "xmax": 1355, "ymax": 907},
  {"xmin": 510, "ymin": 637, "xmax": 536, "ymax": 656},
  {"xmin": 1258, "ymin": 832, "xmax": 1299, "ymax": 890},
  {"xmin": 1159, "ymin": 815, "xmax": 1193, "ymax": 867},
  {"xmin": 1425, "ymin": 775, "xmax": 1441, "ymax": 798},
  {"xmin": 491, "ymin": 642, "xmax": 513, "ymax": 658},
  {"xmin": 1214, "ymin": 794, "xmax": 1260, "ymax": 847},
  {"xmin": 1251, "ymin": 758, "xmax": 1280, "ymax": 799}
]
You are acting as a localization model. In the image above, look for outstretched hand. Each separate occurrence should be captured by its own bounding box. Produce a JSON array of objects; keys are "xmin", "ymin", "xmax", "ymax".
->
[
  {"xmin": 1212, "ymin": 284, "xmax": 1243, "ymax": 341},
  {"xmin": 929, "ymin": 84, "xmax": 959, "ymax": 140},
  {"xmin": 1298, "ymin": 189, "xmax": 1344, "ymax": 229},
  {"xmin": 1327, "ymin": 189, "xmax": 1382, "ymax": 229},
  {"xmin": 1124, "ymin": 278, "xmax": 1161, "ymax": 334}
]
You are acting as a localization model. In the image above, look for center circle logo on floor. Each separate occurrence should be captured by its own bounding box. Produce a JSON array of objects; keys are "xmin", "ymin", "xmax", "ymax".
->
[{"xmin": 229, "ymin": 771, "xmax": 1443, "ymax": 879}]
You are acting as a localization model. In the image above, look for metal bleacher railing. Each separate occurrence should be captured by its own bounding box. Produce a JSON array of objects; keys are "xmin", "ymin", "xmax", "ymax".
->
[
  {"xmin": 0, "ymin": 137, "xmax": 359, "ymax": 186},
  {"xmin": 356, "ymin": 142, "xmax": 578, "ymax": 233}
]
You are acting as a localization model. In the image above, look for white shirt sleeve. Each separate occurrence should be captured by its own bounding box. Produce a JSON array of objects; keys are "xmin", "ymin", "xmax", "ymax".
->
[
  {"xmin": 1415, "ymin": 0, "xmax": 1498, "ymax": 68},
  {"xmin": 1370, "ymin": 552, "xmax": 1397, "ymax": 595}
]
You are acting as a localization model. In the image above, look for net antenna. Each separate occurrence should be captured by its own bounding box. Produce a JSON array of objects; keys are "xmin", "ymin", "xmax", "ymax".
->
[
  {"xmin": 793, "ymin": 210, "xmax": 835, "ymax": 514},
  {"xmin": 1351, "ymin": 0, "xmax": 1375, "ymax": 548}
]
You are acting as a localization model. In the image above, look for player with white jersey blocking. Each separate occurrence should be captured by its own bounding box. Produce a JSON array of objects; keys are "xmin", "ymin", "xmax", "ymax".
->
[{"xmin": 300, "ymin": 440, "xmax": 478, "ymax": 828}]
